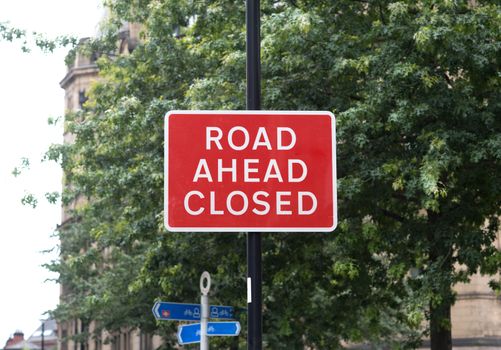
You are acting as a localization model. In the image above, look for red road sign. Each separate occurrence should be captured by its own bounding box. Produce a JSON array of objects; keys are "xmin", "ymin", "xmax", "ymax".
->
[{"xmin": 165, "ymin": 110, "xmax": 337, "ymax": 232}]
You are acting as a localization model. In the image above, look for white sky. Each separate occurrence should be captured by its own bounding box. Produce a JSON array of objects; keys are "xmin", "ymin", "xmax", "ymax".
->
[{"xmin": 0, "ymin": 1, "xmax": 102, "ymax": 344}]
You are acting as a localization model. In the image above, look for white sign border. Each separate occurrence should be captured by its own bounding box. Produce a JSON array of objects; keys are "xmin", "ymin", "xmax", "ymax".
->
[{"xmin": 164, "ymin": 110, "xmax": 337, "ymax": 233}]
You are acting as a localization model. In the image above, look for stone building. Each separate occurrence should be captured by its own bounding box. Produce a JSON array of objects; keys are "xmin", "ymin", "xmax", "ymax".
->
[
  {"xmin": 450, "ymin": 247, "xmax": 501, "ymax": 348},
  {"xmin": 57, "ymin": 22, "xmax": 161, "ymax": 350}
]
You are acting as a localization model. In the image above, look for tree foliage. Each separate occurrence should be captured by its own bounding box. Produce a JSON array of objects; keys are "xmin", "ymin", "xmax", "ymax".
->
[
  {"xmin": 0, "ymin": 21, "xmax": 78, "ymax": 52},
  {"xmin": 45, "ymin": 0, "xmax": 500, "ymax": 349}
]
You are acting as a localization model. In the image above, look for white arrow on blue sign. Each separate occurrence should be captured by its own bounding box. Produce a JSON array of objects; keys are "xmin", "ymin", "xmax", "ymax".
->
[
  {"xmin": 177, "ymin": 322, "xmax": 241, "ymax": 345},
  {"xmin": 152, "ymin": 301, "xmax": 234, "ymax": 321}
]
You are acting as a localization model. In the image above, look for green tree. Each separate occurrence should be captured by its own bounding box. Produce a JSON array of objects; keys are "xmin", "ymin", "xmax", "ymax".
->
[
  {"xmin": 42, "ymin": 0, "xmax": 501, "ymax": 349},
  {"xmin": 0, "ymin": 21, "xmax": 77, "ymax": 52}
]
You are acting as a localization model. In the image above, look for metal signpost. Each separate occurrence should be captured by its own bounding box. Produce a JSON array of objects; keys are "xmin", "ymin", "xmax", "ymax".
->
[{"xmin": 152, "ymin": 272, "xmax": 241, "ymax": 349}]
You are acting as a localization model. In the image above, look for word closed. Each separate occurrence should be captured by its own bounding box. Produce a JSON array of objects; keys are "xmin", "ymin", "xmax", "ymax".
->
[{"xmin": 165, "ymin": 111, "xmax": 337, "ymax": 232}]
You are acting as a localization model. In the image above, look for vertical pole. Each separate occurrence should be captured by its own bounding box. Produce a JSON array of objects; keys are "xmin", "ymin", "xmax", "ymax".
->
[
  {"xmin": 246, "ymin": 0, "xmax": 262, "ymax": 349},
  {"xmin": 246, "ymin": 0, "xmax": 261, "ymax": 110},
  {"xmin": 41, "ymin": 321, "xmax": 45, "ymax": 350},
  {"xmin": 200, "ymin": 272, "xmax": 211, "ymax": 350},
  {"xmin": 201, "ymin": 294, "xmax": 209, "ymax": 350}
]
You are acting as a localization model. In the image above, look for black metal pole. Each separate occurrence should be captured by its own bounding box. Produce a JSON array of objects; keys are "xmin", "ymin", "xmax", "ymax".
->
[
  {"xmin": 41, "ymin": 321, "xmax": 45, "ymax": 350},
  {"xmin": 246, "ymin": 0, "xmax": 261, "ymax": 111},
  {"xmin": 246, "ymin": 0, "xmax": 262, "ymax": 348}
]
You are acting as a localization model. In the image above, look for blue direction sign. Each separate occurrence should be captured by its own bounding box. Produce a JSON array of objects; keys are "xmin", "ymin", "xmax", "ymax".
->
[
  {"xmin": 177, "ymin": 322, "xmax": 241, "ymax": 345},
  {"xmin": 152, "ymin": 301, "xmax": 234, "ymax": 321},
  {"xmin": 206, "ymin": 322, "xmax": 241, "ymax": 336}
]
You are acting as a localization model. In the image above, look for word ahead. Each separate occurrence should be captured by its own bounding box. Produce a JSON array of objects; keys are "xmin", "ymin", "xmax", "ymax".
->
[
  {"xmin": 165, "ymin": 110, "xmax": 337, "ymax": 232},
  {"xmin": 177, "ymin": 322, "xmax": 241, "ymax": 345},
  {"xmin": 152, "ymin": 301, "xmax": 234, "ymax": 321}
]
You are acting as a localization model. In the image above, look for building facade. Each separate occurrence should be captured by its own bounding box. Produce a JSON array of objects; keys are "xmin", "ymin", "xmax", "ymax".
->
[
  {"xmin": 57, "ymin": 23, "xmax": 162, "ymax": 350},
  {"xmin": 3, "ymin": 331, "xmax": 40, "ymax": 350},
  {"xmin": 450, "ymin": 235, "xmax": 501, "ymax": 348}
]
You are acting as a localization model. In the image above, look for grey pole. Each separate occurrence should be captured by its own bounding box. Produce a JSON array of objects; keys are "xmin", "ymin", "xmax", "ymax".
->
[
  {"xmin": 201, "ymin": 294, "xmax": 209, "ymax": 350},
  {"xmin": 200, "ymin": 272, "xmax": 211, "ymax": 350}
]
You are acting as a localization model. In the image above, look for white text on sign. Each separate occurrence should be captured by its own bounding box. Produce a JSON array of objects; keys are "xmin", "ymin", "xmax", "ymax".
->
[{"xmin": 184, "ymin": 126, "xmax": 317, "ymax": 216}]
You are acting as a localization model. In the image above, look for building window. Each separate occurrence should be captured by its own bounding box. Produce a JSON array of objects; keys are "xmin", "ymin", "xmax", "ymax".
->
[
  {"xmin": 61, "ymin": 329, "xmax": 68, "ymax": 350},
  {"xmin": 139, "ymin": 332, "xmax": 151, "ymax": 350},
  {"xmin": 90, "ymin": 52, "xmax": 99, "ymax": 63},
  {"xmin": 79, "ymin": 90, "xmax": 88, "ymax": 109},
  {"xmin": 123, "ymin": 331, "xmax": 131, "ymax": 350},
  {"xmin": 74, "ymin": 321, "xmax": 78, "ymax": 350},
  {"xmin": 80, "ymin": 321, "xmax": 87, "ymax": 350},
  {"xmin": 112, "ymin": 334, "xmax": 120, "ymax": 350}
]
